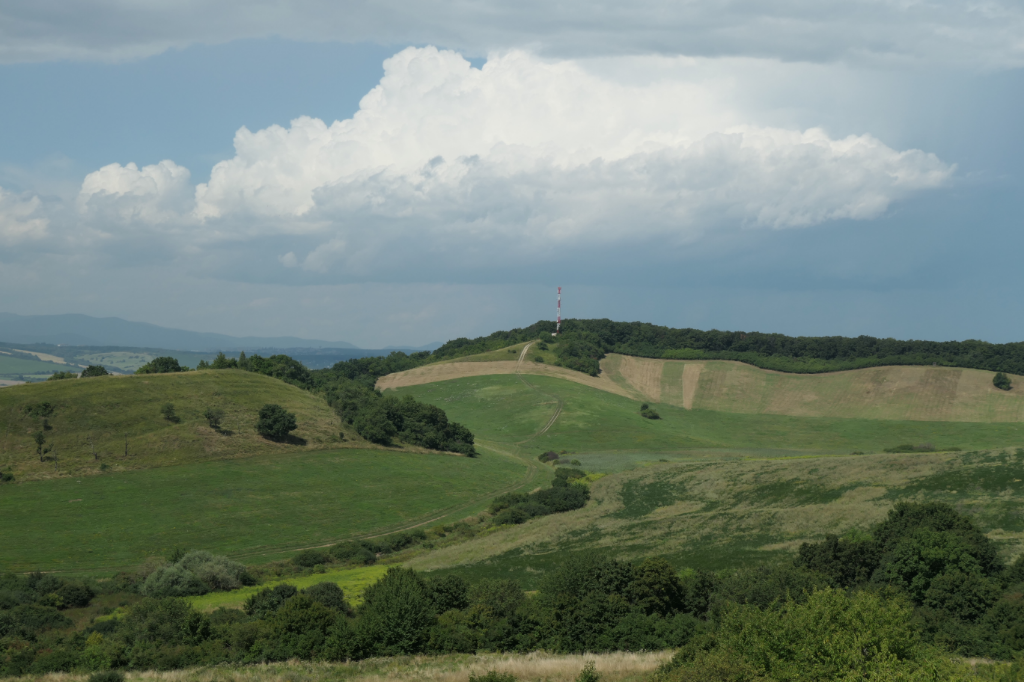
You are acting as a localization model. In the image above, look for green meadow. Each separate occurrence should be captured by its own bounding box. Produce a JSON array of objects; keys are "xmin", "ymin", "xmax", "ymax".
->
[
  {"xmin": 391, "ymin": 373, "xmax": 1024, "ymax": 455},
  {"xmin": 0, "ymin": 446, "xmax": 527, "ymax": 574}
]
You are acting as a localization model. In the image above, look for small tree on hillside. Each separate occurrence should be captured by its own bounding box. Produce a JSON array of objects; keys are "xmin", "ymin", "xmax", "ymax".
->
[
  {"xmin": 994, "ymin": 372, "xmax": 1012, "ymax": 391},
  {"xmin": 203, "ymin": 407, "xmax": 225, "ymax": 430},
  {"xmin": 80, "ymin": 365, "xmax": 109, "ymax": 377},
  {"xmin": 161, "ymin": 403, "xmax": 180, "ymax": 423},
  {"xmin": 256, "ymin": 404, "xmax": 297, "ymax": 440}
]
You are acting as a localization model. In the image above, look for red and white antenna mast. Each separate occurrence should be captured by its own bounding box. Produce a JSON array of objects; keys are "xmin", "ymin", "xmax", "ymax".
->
[{"xmin": 556, "ymin": 286, "xmax": 561, "ymax": 335}]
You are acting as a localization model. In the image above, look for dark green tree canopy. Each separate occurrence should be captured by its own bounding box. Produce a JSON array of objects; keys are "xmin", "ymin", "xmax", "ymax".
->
[
  {"xmin": 255, "ymin": 403, "xmax": 297, "ymax": 439},
  {"xmin": 80, "ymin": 365, "xmax": 109, "ymax": 377},
  {"xmin": 135, "ymin": 357, "xmax": 185, "ymax": 374}
]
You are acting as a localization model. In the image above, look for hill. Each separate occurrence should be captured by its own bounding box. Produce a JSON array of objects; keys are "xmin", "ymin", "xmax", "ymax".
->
[
  {"xmin": 0, "ymin": 311, "xmax": 355, "ymax": 350},
  {"xmin": 381, "ymin": 345, "xmax": 1024, "ymax": 423},
  {"xmin": 0, "ymin": 369, "xmax": 358, "ymax": 481}
]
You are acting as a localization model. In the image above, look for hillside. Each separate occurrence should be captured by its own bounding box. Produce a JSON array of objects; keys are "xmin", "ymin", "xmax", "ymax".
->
[
  {"xmin": 0, "ymin": 370, "xmax": 360, "ymax": 481},
  {"xmin": 382, "ymin": 346, "xmax": 1024, "ymax": 423},
  {"xmin": 408, "ymin": 449, "xmax": 1024, "ymax": 584}
]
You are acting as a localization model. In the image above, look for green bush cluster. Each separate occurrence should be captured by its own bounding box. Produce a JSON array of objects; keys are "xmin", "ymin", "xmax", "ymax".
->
[
  {"xmin": 140, "ymin": 551, "xmax": 255, "ymax": 598},
  {"xmin": 640, "ymin": 403, "xmax": 661, "ymax": 420},
  {"xmin": 994, "ymin": 372, "xmax": 1012, "ymax": 390},
  {"xmin": 255, "ymin": 403, "xmax": 297, "ymax": 440},
  {"xmin": 47, "ymin": 371, "xmax": 78, "ymax": 381},
  {"xmin": 81, "ymin": 365, "xmax": 109, "ymax": 378},
  {"xmin": 488, "ymin": 480, "xmax": 590, "ymax": 525}
]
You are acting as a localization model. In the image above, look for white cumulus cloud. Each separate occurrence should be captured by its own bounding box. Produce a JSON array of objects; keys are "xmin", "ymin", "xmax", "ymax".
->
[
  {"xmin": 0, "ymin": 187, "xmax": 49, "ymax": 244},
  {"xmin": 78, "ymin": 160, "xmax": 193, "ymax": 223},
  {"xmin": 186, "ymin": 47, "xmax": 951, "ymax": 263}
]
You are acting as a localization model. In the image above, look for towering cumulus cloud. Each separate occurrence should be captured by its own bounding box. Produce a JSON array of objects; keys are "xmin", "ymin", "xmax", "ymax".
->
[{"xmin": 75, "ymin": 47, "xmax": 953, "ymax": 271}]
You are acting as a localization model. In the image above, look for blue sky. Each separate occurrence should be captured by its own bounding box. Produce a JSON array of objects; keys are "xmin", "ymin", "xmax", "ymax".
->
[{"xmin": 1, "ymin": 2, "xmax": 1022, "ymax": 347}]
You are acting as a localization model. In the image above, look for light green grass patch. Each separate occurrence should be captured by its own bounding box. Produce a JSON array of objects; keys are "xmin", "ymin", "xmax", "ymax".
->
[
  {"xmin": 188, "ymin": 565, "xmax": 389, "ymax": 611},
  {"xmin": 0, "ymin": 446, "xmax": 527, "ymax": 574}
]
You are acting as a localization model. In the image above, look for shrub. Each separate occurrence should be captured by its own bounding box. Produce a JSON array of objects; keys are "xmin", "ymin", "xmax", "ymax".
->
[
  {"xmin": 329, "ymin": 541, "xmax": 376, "ymax": 565},
  {"xmin": 244, "ymin": 583, "xmax": 298, "ymax": 618},
  {"xmin": 576, "ymin": 662, "xmax": 600, "ymax": 682},
  {"xmin": 136, "ymin": 356, "xmax": 184, "ymax": 374},
  {"xmin": 538, "ymin": 451, "xmax": 559, "ymax": 463},
  {"xmin": 85, "ymin": 669, "xmax": 124, "ymax": 682},
  {"xmin": 640, "ymin": 404, "xmax": 661, "ymax": 419},
  {"xmin": 80, "ymin": 365, "xmax": 109, "ymax": 378},
  {"xmin": 302, "ymin": 581, "xmax": 350, "ymax": 613},
  {"xmin": 203, "ymin": 407, "xmax": 225, "ymax": 429},
  {"xmin": 55, "ymin": 581, "xmax": 95, "ymax": 608},
  {"xmin": 994, "ymin": 372, "xmax": 1012, "ymax": 390},
  {"xmin": 141, "ymin": 565, "xmax": 208, "ymax": 597},
  {"xmin": 293, "ymin": 549, "xmax": 331, "ymax": 567},
  {"xmin": 533, "ymin": 356, "xmax": 545, "ymax": 363},
  {"xmin": 0, "ymin": 471, "xmax": 13, "ymax": 483},
  {"xmin": 256, "ymin": 403, "xmax": 297, "ymax": 439},
  {"xmin": 142, "ymin": 550, "xmax": 252, "ymax": 596},
  {"xmin": 160, "ymin": 402, "xmax": 180, "ymax": 423},
  {"xmin": 47, "ymin": 371, "xmax": 77, "ymax": 381}
]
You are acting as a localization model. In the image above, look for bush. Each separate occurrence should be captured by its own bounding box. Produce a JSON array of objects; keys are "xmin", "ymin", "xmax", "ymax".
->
[
  {"xmin": 142, "ymin": 551, "xmax": 252, "ymax": 596},
  {"xmin": 640, "ymin": 403, "xmax": 661, "ymax": 419},
  {"xmin": 141, "ymin": 565, "xmax": 208, "ymax": 597},
  {"xmin": 994, "ymin": 372, "xmax": 1012, "ymax": 390},
  {"xmin": 355, "ymin": 567, "xmax": 436, "ymax": 657},
  {"xmin": 47, "ymin": 371, "xmax": 77, "ymax": 381},
  {"xmin": 244, "ymin": 583, "xmax": 298, "ymax": 618},
  {"xmin": 538, "ymin": 451, "xmax": 559, "ymax": 463},
  {"xmin": 256, "ymin": 403, "xmax": 298, "ymax": 439},
  {"xmin": 88, "ymin": 672, "xmax": 124, "ymax": 682},
  {"xmin": 302, "ymin": 582, "xmax": 351, "ymax": 613},
  {"xmin": 203, "ymin": 407, "xmax": 225, "ymax": 429},
  {"xmin": 293, "ymin": 549, "xmax": 331, "ymax": 567},
  {"xmin": 0, "ymin": 471, "xmax": 13, "ymax": 483},
  {"xmin": 136, "ymin": 356, "xmax": 185, "ymax": 374},
  {"xmin": 329, "ymin": 541, "xmax": 376, "ymax": 565},
  {"xmin": 80, "ymin": 365, "xmax": 109, "ymax": 378},
  {"xmin": 160, "ymin": 402, "xmax": 180, "ymax": 423}
]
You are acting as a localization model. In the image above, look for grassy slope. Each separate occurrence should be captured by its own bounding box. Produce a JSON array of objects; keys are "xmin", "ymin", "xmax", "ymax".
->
[
  {"xmin": 0, "ymin": 446, "xmax": 528, "ymax": 574},
  {"xmin": 393, "ymin": 374, "xmax": 1024, "ymax": 456},
  {"xmin": 0, "ymin": 370, "xmax": 364, "ymax": 481},
  {"xmin": 409, "ymin": 448, "xmax": 1024, "ymax": 587},
  {"xmin": 389, "ymin": 373, "xmax": 1024, "ymax": 587}
]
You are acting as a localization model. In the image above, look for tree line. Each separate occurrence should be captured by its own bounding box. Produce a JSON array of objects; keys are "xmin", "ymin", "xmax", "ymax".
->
[{"xmin": 4, "ymin": 501, "xmax": 1024, "ymax": 679}]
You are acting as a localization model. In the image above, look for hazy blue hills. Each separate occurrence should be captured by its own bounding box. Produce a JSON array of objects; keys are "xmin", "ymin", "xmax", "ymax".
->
[{"xmin": 0, "ymin": 312, "xmax": 356, "ymax": 351}]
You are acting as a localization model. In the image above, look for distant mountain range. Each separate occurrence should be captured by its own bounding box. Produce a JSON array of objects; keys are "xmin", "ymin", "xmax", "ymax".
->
[{"xmin": 0, "ymin": 312, "xmax": 360, "ymax": 351}]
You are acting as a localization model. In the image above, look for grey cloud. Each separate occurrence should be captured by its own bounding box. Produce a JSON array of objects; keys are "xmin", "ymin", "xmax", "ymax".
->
[{"xmin": 2, "ymin": 0, "xmax": 1023, "ymax": 68}]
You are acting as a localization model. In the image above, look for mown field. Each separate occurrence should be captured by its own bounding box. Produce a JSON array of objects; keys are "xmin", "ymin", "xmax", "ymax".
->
[
  {"xmin": 0, "ymin": 370, "xmax": 366, "ymax": 481},
  {"xmin": 0, "ymin": 445, "xmax": 528, "ymax": 574},
  {"xmin": 392, "ymin": 373, "xmax": 1024, "ymax": 457}
]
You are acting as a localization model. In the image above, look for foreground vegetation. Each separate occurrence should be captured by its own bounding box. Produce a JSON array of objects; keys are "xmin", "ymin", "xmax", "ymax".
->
[{"xmin": 4, "ymin": 503, "xmax": 1024, "ymax": 680}]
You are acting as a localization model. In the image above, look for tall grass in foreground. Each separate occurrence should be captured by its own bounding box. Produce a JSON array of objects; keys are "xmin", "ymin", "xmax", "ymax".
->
[{"xmin": 2, "ymin": 652, "xmax": 672, "ymax": 682}]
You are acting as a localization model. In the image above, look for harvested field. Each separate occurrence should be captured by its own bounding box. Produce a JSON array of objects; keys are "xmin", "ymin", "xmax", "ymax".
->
[
  {"xmin": 383, "ymin": 354, "xmax": 1024, "ymax": 423},
  {"xmin": 604, "ymin": 357, "xmax": 1024, "ymax": 423}
]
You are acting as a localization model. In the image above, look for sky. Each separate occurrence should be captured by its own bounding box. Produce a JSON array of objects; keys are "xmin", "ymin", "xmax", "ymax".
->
[{"xmin": 1, "ymin": 1, "xmax": 1023, "ymax": 348}]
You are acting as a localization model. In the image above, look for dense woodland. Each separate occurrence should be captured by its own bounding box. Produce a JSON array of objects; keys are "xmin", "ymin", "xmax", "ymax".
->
[
  {"xmin": 321, "ymin": 319, "xmax": 1024, "ymax": 378},
  {"xmin": 3, "ymin": 502, "xmax": 1024, "ymax": 679}
]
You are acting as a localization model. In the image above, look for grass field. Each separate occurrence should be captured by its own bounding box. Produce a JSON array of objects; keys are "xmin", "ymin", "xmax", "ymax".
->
[
  {"xmin": 187, "ymin": 565, "xmax": 389, "ymax": 611},
  {"xmin": 392, "ymin": 374, "xmax": 1024, "ymax": 456},
  {"xmin": 409, "ymin": 448, "xmax": 1024, "ymax": 587},
  {"xmin": 1, "ymin": 651, "xmax": 672, "ymax": 682},
  {"xmin": 0, "ymin": 445, "xmax": 529, "ymax": 574},
  {"xmin": 0, "ymin": 370, "xmax": 379, "ymax": 481},
  {"xmin": 0, "ymin": 352, "xmax": 70, "ymax": 378}
]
